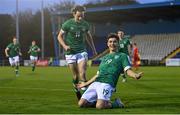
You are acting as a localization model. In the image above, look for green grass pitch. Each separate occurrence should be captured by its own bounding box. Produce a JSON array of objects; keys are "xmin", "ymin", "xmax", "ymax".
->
[{"xmin": 0, "ymin": 66, "xmax": 180, "ymax": 114}]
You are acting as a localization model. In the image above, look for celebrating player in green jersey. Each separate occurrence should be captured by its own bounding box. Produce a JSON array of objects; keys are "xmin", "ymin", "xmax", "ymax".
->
[
  {"xmin": 28, "ymin": 40, "xmax": 40, "ymax": 72},
  {"xmin": 58, "ymin": 5, "xmax": 97, "ymax": 100},
  {"xmin": 77, "ymin": 33, "xmax": 143, "ymax": 109},
  {"xmin": 5, "ymin": 37, "xmax": 22, "ymax": 76},
  {"xmin": 117, "ymin": 30, "xmax": 132, "ymax": 82}
]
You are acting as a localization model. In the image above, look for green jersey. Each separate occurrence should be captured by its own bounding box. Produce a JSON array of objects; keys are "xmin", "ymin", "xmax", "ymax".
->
[
  {"xmin": 29, "ymin": 45, "xmax": 40, "ymax": 57},
  {"xmin": 118, "ymin": 36, "xmax": 131, "ymax": 55},
  {"xmin": 95, "ymin": 52, "xmax": 131, "ymax": 88},
  {"xmin": 61, "ymin": 18, "xmax": 90, "ymax": 55},
  {"xmin": 6, "ymin": 43, "xmax": 21, "ymax": 57}
]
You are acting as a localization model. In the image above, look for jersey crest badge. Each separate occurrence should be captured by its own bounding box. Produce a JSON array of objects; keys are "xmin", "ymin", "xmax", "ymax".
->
[
  {"xmin": 115, "ymin": 55, "xmax": 120, "ymax": 59},
  {"xmin": 70, "ymin": 27, "xmax": 74, "ymax": 30}
]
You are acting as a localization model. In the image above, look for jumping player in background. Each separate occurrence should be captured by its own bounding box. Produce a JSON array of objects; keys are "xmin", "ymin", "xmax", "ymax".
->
[
  {"xmin": 58, "ymin": 5, "xmax": 97, "ymax": 100},
  {"xmin": 5, "ymin": 37, "xmax": 22, "ymax": 76},
  {"xmin": 132, "ymin": 43, "xmax": 141, "ymax": 71},
  {"xmin": 117, "ymin": 30, "xmax": 132, "ymax": 82},
  {"xmin": 28, "ymin": 40, "xmax": 40, "ymax": 72},
  {"xmin": 77, "ymin": 33, "xmax": 143, "ymax": 109}
]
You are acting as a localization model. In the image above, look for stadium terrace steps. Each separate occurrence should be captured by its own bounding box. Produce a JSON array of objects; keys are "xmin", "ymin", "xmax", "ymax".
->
[
  {"xmin": 91, "ymin": 33, "xmax": 180, "ymax": 61},
  {"xmin": 132, "ymin": 33, "xmax": 180, "ymax": 61},
  {"xmin": 161, "ymin": 47, "xmax": 180, "ymax": 63}
]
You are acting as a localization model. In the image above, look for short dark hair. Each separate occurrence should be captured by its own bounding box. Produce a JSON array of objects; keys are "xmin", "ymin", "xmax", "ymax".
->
[
  {"xmin": 107, "ymin": 33, "xmax": 119, "ymax": 41},
  {"xmin": 71, "ymin": 5, "xmax": 86, "ymax": 13},
  {"xmin": 117, "ymin": 30, "xmax": 125, "ymax": 35}
]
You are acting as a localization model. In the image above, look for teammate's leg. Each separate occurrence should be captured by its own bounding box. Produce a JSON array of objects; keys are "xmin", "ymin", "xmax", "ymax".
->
[
  {"xmin": 32, "ymin": 60, "xmax": 37, "ymax": 71},
  {"xmin": 15, "ymin": 62, "xmax": 19, "ymax": 76},
  {"xmin": 14, "ymin": 56, "xmax": 20, "ymax": 76},
  {"xmin": 78, "ymin": 60, "xmax": 87, "ymax": 81},
  {"xmin": 69, "ymin": 63, "xmax": 82, "ymax": 100},
  {"xmin": 30, "ymin": 56, "xmax": 36, "ymax": 71},
  {"xmin": 77, "ymin": 52, "xmax": 88, "ymax": 92},
  {"xmin": 77, "ymin": 60, "xmax": 87, "ymax": 92},
  {"xmin": 9, "ymin": 57, "xmax": 15, "ymax": 67}
]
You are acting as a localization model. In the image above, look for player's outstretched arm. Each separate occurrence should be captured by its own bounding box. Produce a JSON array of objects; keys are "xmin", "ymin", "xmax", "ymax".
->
[
  {"xmin": 19, "ymin": 52, "xmax": 22, "ymax": 56},
  {"xmin": 86, "ymin": 31, "xmax": 97, "ymax": 55},
  {"xmin": 77, "ymin": 74, "xmax": 98, "ymax": 88},
  {"xmin": 126, "ymin": 69, "xmax": 143, "ymax": 80},
  {"xmin": 34, "ymin": 48, "xmax": 41, "ymax": 53},
  {"xmin": 28, "ymin": 49, "xmax": 31, "ymax": 54},
  {"xmin": 18, "ymin": 49, "xmax": 22, "ymax": 56}
]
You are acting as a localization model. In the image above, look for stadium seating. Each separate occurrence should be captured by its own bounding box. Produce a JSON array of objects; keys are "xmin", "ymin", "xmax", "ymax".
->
[{"xmin": 132, "ymin": 33, "xmax": 180, "ymax": 61}]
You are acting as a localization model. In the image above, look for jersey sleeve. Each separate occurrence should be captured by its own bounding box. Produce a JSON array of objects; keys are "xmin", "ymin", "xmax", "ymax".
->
[
  {"xmin": 7, "ymin": 43, "xmax": 12, "ymax": 49},
  {"xmin": 121, "ymin": 53, "xmax": 131, "ymax": 72},
  {"xmin": 61, "ymin": 20, "xmax": 69, "ymax": 33},
  {"xmin": 37, "ymin": 46, "xmax": 40, "ymax": 50},
  {"xmin": 17, "ymin": 44, "xmax": 21, "ymax": 52},
  {"xmin": 29, "ymin": 46, "xmax": 32, "ymax": 52}
]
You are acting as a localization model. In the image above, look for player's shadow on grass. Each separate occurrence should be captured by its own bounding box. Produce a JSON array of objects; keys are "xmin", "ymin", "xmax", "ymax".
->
[{"xmin": 0, "ymin": 77, "xmax": 16, "ymax": 85}]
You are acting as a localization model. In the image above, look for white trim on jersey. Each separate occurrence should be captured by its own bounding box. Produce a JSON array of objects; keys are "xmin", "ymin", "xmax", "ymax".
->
[
  {"xmin": 60, "ymin": 29, "xmax": 65, "ymax": 34},
  {"xmin": 124, "ymin": 66, "xmax": 131, "ymax": 72}
]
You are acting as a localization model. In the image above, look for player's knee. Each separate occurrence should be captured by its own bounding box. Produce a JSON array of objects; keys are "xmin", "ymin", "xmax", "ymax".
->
[
  {"xmin": 78, "ymin": 99, "xmax": 85, "ymax": 108},
  {"xmin": 96, "ymin": 103, "xmax": 104, "ymax": 109}
]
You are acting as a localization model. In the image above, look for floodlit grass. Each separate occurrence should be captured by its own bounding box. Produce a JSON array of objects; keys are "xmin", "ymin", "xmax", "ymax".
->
[{"xmin": 0, "ymin": 66, "xmax": 180, "ymax": 114}]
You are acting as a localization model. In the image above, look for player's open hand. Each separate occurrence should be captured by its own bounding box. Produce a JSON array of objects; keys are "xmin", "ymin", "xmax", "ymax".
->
[
  {"xmin": 19, "ymin": 52, "xmax": 22, "ymax": 56},
  {"xmin": 64, "ymin": 45, "xmax": 71, "ymax": 51},
  {"xmin": 76, "ymin": 82, "xmax": 86, "ymax": 89}
]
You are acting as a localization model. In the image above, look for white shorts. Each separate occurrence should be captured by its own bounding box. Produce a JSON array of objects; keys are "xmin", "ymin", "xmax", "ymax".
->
[
  {"xmin": 65, "ymin": 52, "xmax": 88, "ymax": 64},
  {"xmin": 81, "ymin": 82, "xmax": 115, "ymax": 102},
  {"xmin": 127, "ymin": 55, "xmax": 132, "ymax": 65},
  {"xmin": 30, "ymin": 56, "xmax": 38, "ymax": 61},
  {"xmin": 9, "ymin": 56, "xmax": 19, "ymax": 66}
]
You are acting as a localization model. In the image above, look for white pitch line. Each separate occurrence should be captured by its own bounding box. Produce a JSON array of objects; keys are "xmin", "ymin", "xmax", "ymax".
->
[{"xmin": 0, "ymin": 87, "xmax": 72, "ymax": 92}]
